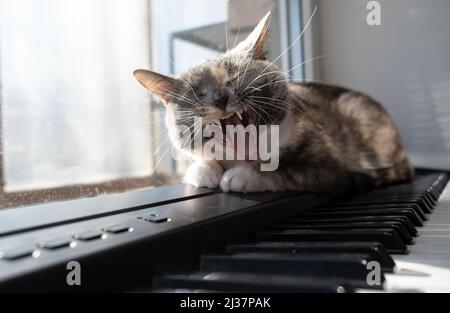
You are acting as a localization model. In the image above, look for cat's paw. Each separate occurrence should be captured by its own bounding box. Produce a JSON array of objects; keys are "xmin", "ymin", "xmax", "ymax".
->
[
  {"xmin": 183, "ymin": 161, "xmax": 224, "ymax": 189},
  {"xmin": 220, "ymin": 166, "xmax": 267, "ymax": 193}
]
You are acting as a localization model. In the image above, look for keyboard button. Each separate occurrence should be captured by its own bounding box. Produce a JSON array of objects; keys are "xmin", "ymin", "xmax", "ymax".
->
[
  {"xmin": 0, "ymin": 246, "xmax": 40, "ymax": 261},
  {"xmin": 104, "ymin": 224, "xmax": 133, "ymax": 234},
  {"xmin": 140, "ymin": 214, "xmax": 171, "ymax": 223},
  {"xmin": 74, "ymin": 230, "xmax": 106, "ymax": 241},
  {"xmin": 39, "ymin": 238, "xmax": 76, "ymax": 250}
]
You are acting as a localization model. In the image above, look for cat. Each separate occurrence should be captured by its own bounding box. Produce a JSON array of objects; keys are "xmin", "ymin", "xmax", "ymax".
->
[{"xmin": 133, "ymin": 12, "xmax": 414, "ymax": 194}]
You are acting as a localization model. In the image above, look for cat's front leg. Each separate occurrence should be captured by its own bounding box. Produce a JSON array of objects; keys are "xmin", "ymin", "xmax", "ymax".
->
[
  {"xmin": 183, "ymin": 160, "xmax": 224, "ymax": 189},
  {"xmin": 220, "ymin": 165, "xmax": 282, "ymax": 193}
]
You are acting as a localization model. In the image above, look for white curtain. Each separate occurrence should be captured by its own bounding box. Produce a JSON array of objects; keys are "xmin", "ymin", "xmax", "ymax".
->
[{"xmin": 0, "ymin": 0, "xmax": 153, "ymax": 192}]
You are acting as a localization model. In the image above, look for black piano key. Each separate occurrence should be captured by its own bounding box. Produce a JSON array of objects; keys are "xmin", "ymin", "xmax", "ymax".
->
[
  {"xmin": 347, "ymin": 196, "xmax": 434, "ymax": 212},
  {"xmin": 225, "ymin": 241, "xmax": 395, "ymax": 271},
  {"xmin": 301, "ymin": 209, "xmax": 424, "ymax": 227},
  {"xmin": 313, "ymin": 204, "xmax": 428, "ymax": 220},
  {"xmin": 370, "ymin": 193, "xmax": 436, "ymax": 205},
  {"xmin": 323, "ymin": 199, "xmax": 432, "ymax": 214},
  {"xmin": 200, "ymin": 253, "xmax": 384, "ymax": 288},
  {"xmin": 255, "ymin": 228, "xmax": 408, "ymax": 254},
  {"xmin": 154, "ymin": 272, "xmax": 351, "ymax": 293},
  {"xmin": 269, "ymin": 221, "xmax": 414, "ymax": 245},
  {"xmin": 422, "ymin": 192, "xmax": 437, "ymax": 205},
  {"xmin": 284, "ymin": 216, "xmax": 418, "ymax": 237}
]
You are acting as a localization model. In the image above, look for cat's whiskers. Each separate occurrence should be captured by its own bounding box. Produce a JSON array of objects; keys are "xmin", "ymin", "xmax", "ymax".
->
[
  {"xmin": 249, "ymin": 95, "xmax": 303, "ymax": 113},
  {"xmin": 167, "ymin": 56, "xmax": 201, "ymax": 104},
  {"xmin": 237, "ymin": 11, "xmax": 272, "ymax": 90},
  {"xmin": 242, "ymin": 72, "xmax": 285, "ymax": 95},
  {"xmin": 151, "ymin": 144, "xmax": 173, "ymax": 175},
  {"xmin": 242, "ymin": 55, "xmax": 326, "ymax": 94},
  {"xmin": 233, "ymin": 26, "xmax": 241, "ymax": 49},
  {"xmin": 167, "ymin": 56, "xmax": 200, "ymax": 102},
  {"xmin": 252, "ymin": 5, "xmax": 318, "ymax": 89},
  {"xmin": 242, "ymin": 69, "xmax": 284, "ymax": 94},
  {"xmin": 244, "ymin": 100, "xmax": 272, "ymax": 125},
  {"xmin": 180, "ymin": 122, "xmax": 200, "ymax": 150},
  {"xmin": 247, "ymin": 77, "xmax": 292, "ymax": 93},
  {"xmin": 248, "ymin": 98, "xmax": 296, "ymax": 117},
  {"xmin": 238, "ymin": 57, "xmax": 256, "ymax": 89},
  {"xmin": 156, "ymin": 121, "xmax": 198, "ymax": 157},
  {"xmin": 224, "ymin": 21, "xmax": 229, "ymax": 52},
  {"xmin": 249, "ymin": 96, "xmax": 299, "ymax": 113},
  {"xmin": 157, "ymin": 86, "xmax": 200, "ymax": 106}
]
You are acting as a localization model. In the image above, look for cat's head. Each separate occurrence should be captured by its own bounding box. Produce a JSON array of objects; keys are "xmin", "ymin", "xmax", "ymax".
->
[{"xmin": 134, "ymin": 12, "xmax": 288, "ymax": 158}]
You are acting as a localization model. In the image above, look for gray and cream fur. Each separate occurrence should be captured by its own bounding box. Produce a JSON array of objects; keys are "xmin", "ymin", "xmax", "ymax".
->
[{"xmin": 134, "ymin": 12, "xmax": 414, "ymax": 194}]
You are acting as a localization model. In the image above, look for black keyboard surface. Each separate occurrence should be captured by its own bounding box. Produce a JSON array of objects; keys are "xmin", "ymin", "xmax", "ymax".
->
[
  {"xmin": 0, "ymin": 170, "xmax": 447, "ymax": 292},
  {"xmin": 150, "ymin": 171, "xmax": 449, "ymax": 293}
]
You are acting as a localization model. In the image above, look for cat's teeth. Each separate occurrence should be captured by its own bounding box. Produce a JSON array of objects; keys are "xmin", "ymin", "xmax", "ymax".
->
[{"xmin": 236, "ymin": 111, "xmax": 243, "ymax": 120}]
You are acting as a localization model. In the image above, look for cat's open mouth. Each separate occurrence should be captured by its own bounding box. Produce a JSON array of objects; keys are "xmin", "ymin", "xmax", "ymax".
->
[
  {"xmin": 218, "ymin": 108, "xmax": 259, "ymax": 131},
  {"xmin": 206, "ymin": 108, "xmax": 260, "ymax": 162}
]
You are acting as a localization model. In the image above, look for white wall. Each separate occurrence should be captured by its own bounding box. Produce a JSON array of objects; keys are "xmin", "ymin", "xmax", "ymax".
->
[{"xmin": 310, "ymin": 0, "xmax": 450, "ymax": 170}]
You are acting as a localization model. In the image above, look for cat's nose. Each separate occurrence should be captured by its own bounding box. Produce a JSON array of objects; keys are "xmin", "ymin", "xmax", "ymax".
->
[{"xmin": 214, "ymin": 90, "xmax": 229, "ymax": 110}]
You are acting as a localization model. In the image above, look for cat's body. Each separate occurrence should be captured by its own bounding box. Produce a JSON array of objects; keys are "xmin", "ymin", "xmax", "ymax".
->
[{"xmin": 134, "ymin": 12, "xmax": 414, "ymax": 194}]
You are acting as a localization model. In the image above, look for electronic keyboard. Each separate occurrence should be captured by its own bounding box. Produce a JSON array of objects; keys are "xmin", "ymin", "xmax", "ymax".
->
[
  {"xmin": 0, "ymin": 170, "xmax": 448, "ymax": 292},
  {"xmin": 148, "ymin": 171, "xmax": 450, "ymax": 293}
]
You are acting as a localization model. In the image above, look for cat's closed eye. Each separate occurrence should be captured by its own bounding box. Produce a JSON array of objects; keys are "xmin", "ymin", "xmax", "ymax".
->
[
  {"xmin": 194, "ymin": 90, "xmax": 206, "ymax": 98},
  {"xmin": 226, "ymin": 77, "xmax": 238, "ymax": 88}
]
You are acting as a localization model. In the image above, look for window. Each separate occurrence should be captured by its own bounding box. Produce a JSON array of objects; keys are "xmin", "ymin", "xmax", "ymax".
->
[{"xmin": 0, "ymin": 0, "xmax": 302, "ymax": 208}]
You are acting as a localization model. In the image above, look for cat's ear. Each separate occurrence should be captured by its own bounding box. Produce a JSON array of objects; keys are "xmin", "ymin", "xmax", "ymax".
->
[
  {"xmin": 228, "ymin": 11, "xmax": 271, "ymax": 60},
  {"xmin": 133, "ymin": 69, "xmax": 181, "ymax": 103}
]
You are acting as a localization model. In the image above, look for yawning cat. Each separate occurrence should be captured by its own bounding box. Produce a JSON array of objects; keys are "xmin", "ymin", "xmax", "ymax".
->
[{"xmin": 134, "ymin": 12, "xmax": 414, "ymax": 194}]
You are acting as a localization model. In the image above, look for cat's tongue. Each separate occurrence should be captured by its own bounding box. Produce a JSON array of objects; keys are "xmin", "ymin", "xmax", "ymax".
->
[{"xmin": 219, "ymin": 111, "xmax": 258, "ymax": 162}]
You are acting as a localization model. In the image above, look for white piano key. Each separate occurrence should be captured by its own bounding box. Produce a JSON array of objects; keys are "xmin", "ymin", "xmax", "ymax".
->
[{"xmin": 384, "ymin": 180, "xmax": 450, "ymax": 292}]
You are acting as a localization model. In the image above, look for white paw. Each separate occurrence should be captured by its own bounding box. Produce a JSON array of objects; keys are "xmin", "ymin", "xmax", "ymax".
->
[
  {"xmin": 183, "ymin": 161, "xmax": 224, "ymax": 189},
  {"xmin": 220, "ymin": 166, "xmax": 269, "ymax": 193}
]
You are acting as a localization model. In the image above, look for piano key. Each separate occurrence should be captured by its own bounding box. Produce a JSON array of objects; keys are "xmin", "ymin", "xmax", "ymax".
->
[
  {"xmin": 256, "ymin": 228, "xmax": 409, "ymax": 254},
  {"xmin": 378, "ymin": 175, "xmax": 450, "ymax": 293},
  {"xmin": 282, "ymin": 216, "xmax": 418, "ymax": 237},
  {"xmin": 225, "ymin": 241, "xmax": 395, "ymax": 271},
  {"xmin": 324, "ymin": 199, "xmax": 432, "ymax": 214},
  {"xmin": 301, "ymin": 209, "xmax": 424, "ymax": 226},
  {"xmin": 312, "ymin": 204, "xmax": 427, "ymax": 220},
  {"xmin": 345, "ymin": 196, "xmax": 434, "ymax": 212},
  {"xmin": 154, "ymin": 272, "xmax": 351, "ymax": 293},
  {"xmin": 269, "ymin": 221, "xmax": 414, "ymax": 244},
  {"xmin": 199, "ymin": 253, "xmax": 384, "ymax": 288}
]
